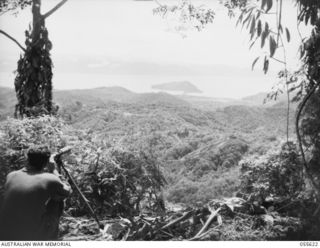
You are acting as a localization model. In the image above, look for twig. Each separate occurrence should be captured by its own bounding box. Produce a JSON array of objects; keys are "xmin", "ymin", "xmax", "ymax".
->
[
  {"xmin": 200, "ymin": 218, "xmax": 205, "ymax": 226},
  {"xmin": 154, "ymin": 0, "xmax": 164, "ymax": 7},
  {"xmin": 160, "ymin": 230, "xmax": 174, "ymax": 238},
  {"xmin": 313, "ymin": 205, "xmax": 320, "ymax": 217},
  {"xmin": 94, "ymin": 151, "xmax": 101, "ymax": 171},
  {"xmin": 270, "ymin": 56, "xmax": 285, "ymax": 64},
  {"xmin": 161, "ymin": 210, "xmax": 194, "ymax": 230},
  {"xmin": 121, "ymin": 228, "xmax": 131, "ymax": 241},
  {"xmin": 296, "ymin": 7, "xmax": 304, "ymax": 44},
  {"xmin": 278, "ymin": 33, "xmax": 290, "ymax": 144},
  {"xmin": 0, "ymin": 30, "xmax": 26, "ymax": 52}
]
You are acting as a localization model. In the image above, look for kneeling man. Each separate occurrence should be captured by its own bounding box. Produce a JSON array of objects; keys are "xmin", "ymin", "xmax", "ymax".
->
[{"xmin": 0, "ymin": 146, "xmax": 71, "ymax": 240}]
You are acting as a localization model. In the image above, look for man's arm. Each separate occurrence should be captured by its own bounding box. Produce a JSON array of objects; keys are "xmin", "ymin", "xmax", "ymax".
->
[
  {"xmin": 47, "ymin": 175, "xmax": 72, "ymax": 201},
  {"xmin": 47, "ymin": 154, "xmax": 61, "ymax": 176}
]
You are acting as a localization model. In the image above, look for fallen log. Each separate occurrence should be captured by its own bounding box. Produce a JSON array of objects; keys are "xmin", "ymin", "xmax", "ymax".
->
[
  {"xmin": 161, "ymin": 210, "xmax": 194, "ymax": 230},
  {"xmin": 160, "ymin": 230, "xmax": 174, "ymax": 238},
  {"xmin": 191, "ymin": 207, "xmax": 221, "ymax": 239},
  {"xmin": 122, "ymin": 228, "xmax": 131, "ymax": 241},
  {"xmin": 313, "ymin": 204, "xmax": 320, "ymax": 217},
  {"xmin": 188, "ymin": 225, "xmax": 221, "ymax": 241}
]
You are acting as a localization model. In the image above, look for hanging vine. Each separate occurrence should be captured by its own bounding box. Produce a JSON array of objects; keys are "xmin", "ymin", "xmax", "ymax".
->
[
  {"xmin": 14, "ymin": 24, "xmax": 55, "ymax": 118},
  {"xmin": 154, "ymin": 0, "xmax": 320, "ymax": 197},
  {"xmin": 233, "ymin": 0, "xmax": 320, "ymax": 195},
  {"xmin": 297, "ymin": 19, "xmax": 320, "ymax": 194}
]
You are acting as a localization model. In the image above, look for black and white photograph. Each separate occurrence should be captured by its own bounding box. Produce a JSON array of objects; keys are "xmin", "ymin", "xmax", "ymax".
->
[{"xmin": 0, "ymin": 0, "xmax": 319, "ymax": 243}]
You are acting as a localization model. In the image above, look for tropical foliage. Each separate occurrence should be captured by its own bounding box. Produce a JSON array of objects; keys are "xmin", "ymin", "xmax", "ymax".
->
[
  {"xmin": 240, "ymin": 142, "xmax": 305, "ymax": 202},
  {"xmin": 153, "ymin": 0, "xmax": 215, "ymax": 36},
  {"xmin": 157, "ymin": 0, "xmax": 320, "ymax": 206},
  {"xmin": 0, "ymin": 0, "xmax": 32, "ymax": 14},
  {"xmin": 14, "ymin": 24, "xmax": 56, "ymax": 117},
  {"xmin": 0, "ymin": 117, "xmax": 166, "ymax": 217},
  {"xmin": 1, "ymin": 0, "xmax": 320, "ymax": 241}
]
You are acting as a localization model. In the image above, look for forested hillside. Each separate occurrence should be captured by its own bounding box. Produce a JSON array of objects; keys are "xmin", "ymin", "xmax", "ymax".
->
[
  {"xmin": 2, "ymin": 85, "xmax": 315, "ymax": 240},
  {"xmin": 1, "ymin": 0, "xmax": 320, "ymax": 242},
  {"xmin": 0, "ymin": 86, "xmax": 294, "ymax": 206}
]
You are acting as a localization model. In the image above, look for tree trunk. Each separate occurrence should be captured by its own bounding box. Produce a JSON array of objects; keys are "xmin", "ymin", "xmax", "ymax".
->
[
  {"xmin": 14, "ymin": 0, "xmax": 54, "ymax": 118},
  {"xmin": 32, "ymin": 0, "xmax": 42, "ymax": 43}
]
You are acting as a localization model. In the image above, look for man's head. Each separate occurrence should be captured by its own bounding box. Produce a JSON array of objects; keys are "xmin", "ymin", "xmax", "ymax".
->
[{"xmin": 27, "ymin": 145, "xmax": 51, "ymax": 171}]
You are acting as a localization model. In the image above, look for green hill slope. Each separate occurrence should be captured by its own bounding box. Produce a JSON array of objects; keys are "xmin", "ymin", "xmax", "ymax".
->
[{"xmin": 0, "ymin": 86, "xmax": 293, "ymax": 204}]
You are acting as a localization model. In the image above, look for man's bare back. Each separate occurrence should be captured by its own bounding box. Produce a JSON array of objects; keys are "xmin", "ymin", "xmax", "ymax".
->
[{"xmin": 0, "ymin": 146, "xmax": 71, "ymax": 241}]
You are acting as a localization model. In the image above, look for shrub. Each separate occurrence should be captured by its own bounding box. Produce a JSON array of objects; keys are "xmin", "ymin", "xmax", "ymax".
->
[
  {"xmin": 71, "ymin": 147, "xmax": 167, "ymax": 217},
  {"xmin": 166, "ymin": 167, "xmax": 241, "ymax": 205},
  {"xmin": 209, "ymin": 139, "xmax": 249, "ymax": 168},
  {"xmin": 166, "ymin": 179, "xmax": 198, "ymax": 203},
  {"xmin": 166, "ymin": 143, "xmax": 194, "ymax": 160},
  {"xmin": 192, "ymin": 160, "xmax": 212, "ymax": 178},
  {"xmin": 0, "ymin": 116, "xmax": 166, "ymax": 217},
  {"xmin": 0, "ymin": 116, "xmax": 69, "ymax": 201},
  {"xmin": 239, "ymin": 141, "xmax": 304, "ymax": 202}
]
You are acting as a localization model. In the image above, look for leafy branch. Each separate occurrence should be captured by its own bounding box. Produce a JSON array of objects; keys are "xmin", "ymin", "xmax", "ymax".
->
[
  {"xmin": 233, "ymin": 0, "xmax": 292, "ymax": 142},
  {"xmin": 153, "ymin": 0, "xmax": 215, "ymax": 33}
]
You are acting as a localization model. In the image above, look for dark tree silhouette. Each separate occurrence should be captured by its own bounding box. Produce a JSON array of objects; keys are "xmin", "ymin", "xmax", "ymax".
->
[{"xmin": 0, "ymin": 0, "xmax": 68, "ymax": 117}]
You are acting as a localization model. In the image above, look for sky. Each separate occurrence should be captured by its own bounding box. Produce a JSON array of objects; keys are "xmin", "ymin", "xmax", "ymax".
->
[{"xmin": 0, "ymin": 0, "xmax": 308, "ymax": 98}]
